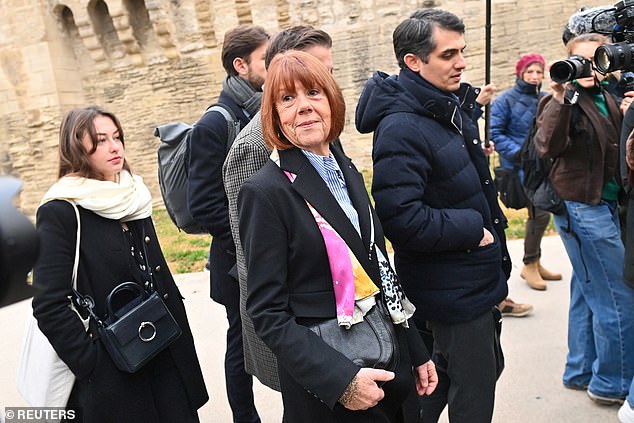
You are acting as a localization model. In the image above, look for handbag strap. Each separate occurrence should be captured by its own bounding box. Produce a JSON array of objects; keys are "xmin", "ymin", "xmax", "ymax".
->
[
  {"xmin": 139, "ymin": 225, "xmax": 157, "ymax": 293},
  {"xmin": 64, "ymin": 201, "xmax": 92, "ymax": 329},
  {"xmin": 368, "ymin": 204, "xmax": 376, "ymax": 261},
  {"xmin": 68, "ymin": 201, "xmax": 81, "ymax": 291}
]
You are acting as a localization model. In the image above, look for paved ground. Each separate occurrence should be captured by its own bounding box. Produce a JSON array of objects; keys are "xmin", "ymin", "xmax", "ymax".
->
[{"xmin": 0, "ymin": 235, "xmax": 623, "ymax": 422}]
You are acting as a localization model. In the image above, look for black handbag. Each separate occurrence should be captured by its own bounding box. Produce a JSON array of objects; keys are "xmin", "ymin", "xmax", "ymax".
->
[
  {"xmin": 96, "ymin": 282, "xmax": 181, "ymax": 373},
  {"xmin": 78, "ymin": 227, "xmax": 182, "ymax": 373},
  {"xmin": 494, "ymin": 166, "xmax": 528, "ymax": 209},
  {"xmin": 531, "ymin": 178, "xmax": 566, "ymax": 215},
  {"xmin": 308, "ymin": 299, "xmax": 399, "ymax": 371}
]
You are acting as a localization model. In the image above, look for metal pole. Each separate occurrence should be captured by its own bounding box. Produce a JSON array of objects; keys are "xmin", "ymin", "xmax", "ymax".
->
[{"xmin": 484, "ymin": 0, "xmax": 492, "ymax": 147}]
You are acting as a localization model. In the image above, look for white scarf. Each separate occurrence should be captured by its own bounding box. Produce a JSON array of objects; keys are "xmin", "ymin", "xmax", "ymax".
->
[{"xmin": 41, "ymin": 170, "xmax": 153, "ymax": 222}]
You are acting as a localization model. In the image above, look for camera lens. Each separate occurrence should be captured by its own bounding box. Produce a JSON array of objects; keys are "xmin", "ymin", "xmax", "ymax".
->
[
  {"xmin": 550, "ymin": 56, "xmax": 593, "ymax": 83},
  {"xmin": 595, "ymin": 47, "xmax": 612, "ymax": 73},
  {"xmin": 594, "ymin": 42, "xmax": 634, "ymax": 73},
  {"xmin": 550, "ymin": 61, "xmax": 576, "ymax": 84}
]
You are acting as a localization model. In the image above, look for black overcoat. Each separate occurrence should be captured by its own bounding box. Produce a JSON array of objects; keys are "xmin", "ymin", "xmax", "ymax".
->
[
  {"xmin": 238, "ymin": 146, "xmax": 429, "ymax": 423},
  {"xmin": 32, "ymin": 200, "xmax": 208, "ymax": 422}
]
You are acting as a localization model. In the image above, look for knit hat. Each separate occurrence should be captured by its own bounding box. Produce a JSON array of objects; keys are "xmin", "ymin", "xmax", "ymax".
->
[{"xmin": 516, "ymin": 53, "xmax": 546, "ymax": 77}]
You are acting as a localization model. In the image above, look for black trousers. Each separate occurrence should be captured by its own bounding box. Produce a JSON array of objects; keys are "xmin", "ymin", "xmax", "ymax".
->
[
  {"xmin": 419, "ymin": 311, "xmax": 501, "ymax": 423},
  {"xmin": 224, "ymin": 290, "xmax": 261, "ymax": 423},
  {"xmin": 209, "ymin": 238, "xmax": 260, "ymax": 423}
]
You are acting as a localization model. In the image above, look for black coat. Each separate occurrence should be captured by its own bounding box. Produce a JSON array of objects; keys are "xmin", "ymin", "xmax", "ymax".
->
[
  {"xmin": 32, "ymin": 200, "xmax": 208, "ymax": 421},
  {"xmin": 356, "ymin": 69, "xmax": 509, "ymax": 323},
  {"xmin": 238, "ymin": 146, "xmax": 429, "ymax": 422},
  {"xmin": 621, "ymin": 105, "xmax": 634, "ymax": 287},
  {"xmin": 188, "ymin": 91, "xmax": 250, "ymax": 304}
]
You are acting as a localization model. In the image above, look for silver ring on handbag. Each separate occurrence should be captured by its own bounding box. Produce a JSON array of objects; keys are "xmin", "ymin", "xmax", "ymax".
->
[{"xmin": 138, "ymin": 321, "xmax": 157, "ymax": 342}]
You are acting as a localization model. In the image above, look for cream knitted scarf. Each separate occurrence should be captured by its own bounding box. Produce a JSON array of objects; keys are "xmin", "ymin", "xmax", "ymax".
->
[{"xmin": 41, "ymin": 170, "xmax": 152, "ymax": 222}]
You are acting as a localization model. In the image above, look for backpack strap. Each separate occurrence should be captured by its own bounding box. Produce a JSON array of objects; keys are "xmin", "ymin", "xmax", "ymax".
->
[{"xmin": 204, "ymin": 103, "xmax": 241, "ymax": 153}]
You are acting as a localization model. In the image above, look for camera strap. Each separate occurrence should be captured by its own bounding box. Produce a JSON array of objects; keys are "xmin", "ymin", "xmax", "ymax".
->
[{"xmin": 564, "ymin": 88, "xmax": 580, "ymax": 105}]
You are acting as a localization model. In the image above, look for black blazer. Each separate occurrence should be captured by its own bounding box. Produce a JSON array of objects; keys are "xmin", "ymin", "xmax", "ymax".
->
[
  {"xmin": 32, "ymin": 201, "xmax": 208, "ymax": 420},
  {"xmin": 238, "ymin": 147, "xmax": 428, "ymax": 414}
]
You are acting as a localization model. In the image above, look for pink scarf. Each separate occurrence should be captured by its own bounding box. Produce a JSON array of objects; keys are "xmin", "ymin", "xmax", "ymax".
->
[{"xmin": 284, "ymin": 171, "xmax": 379, "ymax": 328}]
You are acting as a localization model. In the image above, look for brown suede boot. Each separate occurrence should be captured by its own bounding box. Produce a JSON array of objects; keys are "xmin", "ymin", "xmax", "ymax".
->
[
  {"xmin": 538, "ymin": 260, "xmax": 562, "ymax": 280},
  {"xmin": 520, "ymin": 261, "xmax": 547, "ymax": 290}
]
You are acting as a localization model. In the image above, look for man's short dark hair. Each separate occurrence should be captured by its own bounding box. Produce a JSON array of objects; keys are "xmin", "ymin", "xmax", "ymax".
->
[
  {"xmin": 264, "ymin": 25, "xmax": 332, "ymax": 69},
  {"xmin": 393, "ymin": 8, "xmax": 465, "ymax": 69},
  {"xmin": 221, "ymin": 25, "xmax": 270, "ymax": 76}
]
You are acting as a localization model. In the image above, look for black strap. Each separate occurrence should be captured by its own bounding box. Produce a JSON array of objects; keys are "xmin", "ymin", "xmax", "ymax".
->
[
  {"xmin": 203, "ymin": 103, "xmax": 241, "ymax": 153},
  {"xmin": 139, "ymin": 225, "xmax": 156, "ymax": 292}
]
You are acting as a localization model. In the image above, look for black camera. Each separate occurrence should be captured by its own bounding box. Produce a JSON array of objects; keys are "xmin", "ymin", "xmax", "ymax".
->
[
  {"xmin": 620, "ymin": 70, "xmax": 634, "ymax": 91},
  {"xmin": 595, "ymin": 41, "xmax": 634, "ymax": 73},
  {"xmin": 550, "ymin": 55, "xmax": 594, "ymax": 83},
  {"xmin": 593, "ymin": 1, "xmax": 634, "ymax": 73},
  {"xmin": 0, "ymin": 176, "xmax": 38, "ymax": 307}
]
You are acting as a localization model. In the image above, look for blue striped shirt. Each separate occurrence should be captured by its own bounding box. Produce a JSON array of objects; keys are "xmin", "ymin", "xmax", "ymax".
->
[{"xmin": 302, "ymin": 150, "xmax": 361, "ymax": 236}]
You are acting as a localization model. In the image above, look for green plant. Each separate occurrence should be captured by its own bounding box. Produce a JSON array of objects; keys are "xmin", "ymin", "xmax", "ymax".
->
[
  {"xmin": 499, "ymin": 204, "xmax": 557, "ymax": 239},
  {"xmin": 153, "ymin": 209, "xmax": 210, "ymax": 274}
]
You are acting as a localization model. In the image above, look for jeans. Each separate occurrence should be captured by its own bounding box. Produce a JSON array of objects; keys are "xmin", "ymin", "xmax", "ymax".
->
[
  {"xmin": 419, "ymin": 311, "xmax": 500, "ymax": 423},
  {"xmin": 554, "ymin": 200, "xmax": 634, "ymax": 398},
  {"xmin": 523, "ymin": 206, "xmax": 551, "ymax": 264}
]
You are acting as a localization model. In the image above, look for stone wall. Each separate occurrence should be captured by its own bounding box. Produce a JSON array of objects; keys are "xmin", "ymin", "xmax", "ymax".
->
[{"xmin": 0, "ymin": 0, "xmax": 609, "ymax": 214}]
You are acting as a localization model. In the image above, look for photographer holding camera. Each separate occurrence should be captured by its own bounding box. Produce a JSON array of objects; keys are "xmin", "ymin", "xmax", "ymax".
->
[{"xmin": 535, "ymin": 32, "xmax": 634, "ymax": 406}]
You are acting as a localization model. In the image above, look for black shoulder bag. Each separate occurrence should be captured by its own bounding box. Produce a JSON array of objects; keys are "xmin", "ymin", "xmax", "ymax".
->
[
  {"xmin": 307, "ymin": 207, "xmax": 399, "ymax": 371},
  {"xmin": 79, "ymin": 227, "xmax": 181, "ymax": 373},
  {"xmin": 494, "ymin": 160, "xmax": 528, "ymax": 210},
  {"xmin": 308, "ymin": 299, "xmax": 399, "ymax": 371}
]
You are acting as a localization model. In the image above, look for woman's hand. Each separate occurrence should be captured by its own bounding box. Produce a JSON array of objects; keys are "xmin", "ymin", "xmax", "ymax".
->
[
  {"xmin": 339, "ymin": 368, "xmax": 395, "ymax": 410},
  {"xmin": 550, "ymin": 80, "xmax": 566, "ymax": 104},
  {"xmin": 627, "ymin": 135, "xmax": 634, "ymax": 170},
  {"xmin": 621, "ymin": 91, "xmax": 634, "ymax": 115},
  {"xmin": 414, "ymin": 360, "xmax": 438, "ymax": 396}
]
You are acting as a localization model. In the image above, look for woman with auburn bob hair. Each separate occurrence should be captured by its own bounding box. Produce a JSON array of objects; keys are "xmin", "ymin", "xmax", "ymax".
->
[{"xmin": 238, "ymin": 50, "xmax": 437, "ymax": 422}]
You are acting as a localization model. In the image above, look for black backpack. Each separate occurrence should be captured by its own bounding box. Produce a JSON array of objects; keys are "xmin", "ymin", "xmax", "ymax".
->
[
  {"xmin": 519, "ymin": 114, "xmax": 566, "ymax": 215},
  {"xmin": 154, "ymin": 104, "xmax": 240, "ymax": 234}
]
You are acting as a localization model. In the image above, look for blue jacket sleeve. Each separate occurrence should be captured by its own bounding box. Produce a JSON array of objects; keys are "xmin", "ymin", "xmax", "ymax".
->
[
  {"xmin": 187, "ymin": 111, "xmax": 235, "ymax": 252},
  {"xmin": 490, "ymin": 96, "xmax": 521, "ymax": 162}
]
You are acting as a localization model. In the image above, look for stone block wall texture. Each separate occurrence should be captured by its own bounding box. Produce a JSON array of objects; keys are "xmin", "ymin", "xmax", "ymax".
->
[{"xmin": 0, "ymin": 0, "xmax": 610, "ymax": 214}]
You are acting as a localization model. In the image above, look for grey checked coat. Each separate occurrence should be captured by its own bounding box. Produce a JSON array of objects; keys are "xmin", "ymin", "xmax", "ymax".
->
[{"xmin": 223, "ymin": 111, "xmax": 281, "ymax": 390}]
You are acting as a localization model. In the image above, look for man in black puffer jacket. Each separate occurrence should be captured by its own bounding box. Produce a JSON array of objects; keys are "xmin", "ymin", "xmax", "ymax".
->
[{"xmin": 355, "ymin": 9, "xmax": 510, "ymax": 423}]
